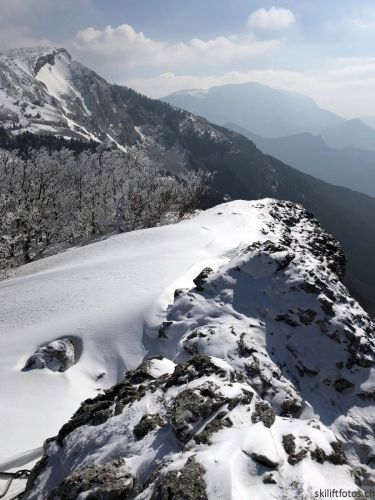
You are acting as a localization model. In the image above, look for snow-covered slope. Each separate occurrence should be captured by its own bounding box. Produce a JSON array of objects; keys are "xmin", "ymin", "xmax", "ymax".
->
[
  {"xmin": 2, "ymin": 200, "xmax": 374, "ymax": 498},
  {"xmin": 0, "ymin": 200, "xmax": 268, "ymax": 462},
  {"xmin": 0, "ymin": 47, "xmax": 132, "ymax": 144}
]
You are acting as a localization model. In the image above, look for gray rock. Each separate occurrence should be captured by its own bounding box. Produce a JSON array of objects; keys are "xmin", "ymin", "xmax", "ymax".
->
[
  {"xmin": 251, "ymin": 401, "xmax": 276, "ymax": 428},
  {"xmin": 282, "ymin": 434, "xmax": 308, "ymax": 466},
  {"xmin": 334, "ymin": 378, "xmax": 354, "ymax": 393},
  {"xmin": 311, "ymin": 446, "xmax": 327, "ymax": 464},
  {"xmin": 171, "ymin": 386, "xmax": 225, "ymax": 443},
  {"xmin": 47, "ymin": 459, "xmax": 134, "ymax": 500},
  {"xmin": 263, "ymin": 474, "xmax": 277, "ymax": 484},
  {"xmin": 250, "ymin": 452, "xmax": 279, "ymax": 469},
  {"xmin": 133, "ymin": 414, "xmax": 166, "ymax": 440},
  {"xmin": 158, "ymin": 321, "xmax": 173, "ymax": 339},
  {"xmin": 282, "ymin": 434, "xmax": 296, "ymax": 455},
  {"xmin": 195, "ymin": 412, "xmax": 233, "ymax": 444},
  {"xmin": 193, "ymin": 267, "xmax": 213, "ymax": 291},
  {"xmin": 329, "ymin": 441, "xmax": 347, "ymax": 465},
  {"xmin": 174, "ymin": 288, "xmax": 188, "ymax": 299},
  {"xmin": 57, "ymin": 381, "xmax": 145, "ymax": 444},
  {"xmin": 151, "ymin": 458, "xmax": 207, "ymax": 500},
  {"xmin": 24, "ymin": 338, "xmax": 75, "ymax": 372}
]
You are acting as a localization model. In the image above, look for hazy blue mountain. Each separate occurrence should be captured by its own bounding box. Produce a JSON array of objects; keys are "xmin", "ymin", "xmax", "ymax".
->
[
  {"xmin": 359, "ymin": 116, "xmax": 375, "ymax": 131},
  {"xmin": 163, "ymin": 83, "xmax": 345, "ymax": 138},
  {"xmin": 321, "ymin": 119, "xmax": 375, "ymax": 152},
  {"xmin": 226, "ymin": 123, "xmax": 375, "ymax": 197}
]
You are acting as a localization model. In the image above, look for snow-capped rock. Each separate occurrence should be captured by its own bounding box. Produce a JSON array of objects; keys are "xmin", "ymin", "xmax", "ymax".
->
[
  {"xmin": 24, "ymin": 338, "xmax": 75, "ymax": 372},
  {"xmin": 22, "ymin": 200, "xmax": 375, "ymax": 499}
]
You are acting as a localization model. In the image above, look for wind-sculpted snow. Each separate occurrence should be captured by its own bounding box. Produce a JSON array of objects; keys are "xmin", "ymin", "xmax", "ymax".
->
[{"xmin": 24, "ymin": 200, "xmax": 375, "ymax": 499}]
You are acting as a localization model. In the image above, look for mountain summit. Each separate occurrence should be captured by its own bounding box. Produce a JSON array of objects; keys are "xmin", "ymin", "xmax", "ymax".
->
[{"xmin": 0, "ymin": 46, "xmax": 138, "ymax": 146}]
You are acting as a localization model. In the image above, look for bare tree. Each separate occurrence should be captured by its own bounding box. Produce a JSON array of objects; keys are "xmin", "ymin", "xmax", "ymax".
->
[{"xmin": 0, "ymin": 147, "xmax": 213, "ymax": 268}]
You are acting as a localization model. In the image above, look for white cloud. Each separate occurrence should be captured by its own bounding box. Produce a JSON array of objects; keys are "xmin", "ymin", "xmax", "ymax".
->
[
  {"xmin": 329, "ymin": 61, "xmax": 375, "ymax": 79},
  {"xmin": 73, "ymin": 23, "xmax": 280, "ymax": 69},
  {"xmin": 248, "ymin": 7, "xmax": 296, "ymax": 31}
]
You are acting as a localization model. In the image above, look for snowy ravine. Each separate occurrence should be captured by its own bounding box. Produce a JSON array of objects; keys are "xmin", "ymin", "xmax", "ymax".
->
[{"xmin": 1, "ymin": 200, "xmax": 374, "ymax": 499}]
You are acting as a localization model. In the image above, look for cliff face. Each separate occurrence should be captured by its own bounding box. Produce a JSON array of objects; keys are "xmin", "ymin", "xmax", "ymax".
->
[{"xmin": 24, "ymin": 200, "xmax": 375, "ymax": 499}]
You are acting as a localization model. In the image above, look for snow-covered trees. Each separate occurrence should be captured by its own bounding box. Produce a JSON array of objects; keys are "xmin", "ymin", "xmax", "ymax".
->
[{"xmin": 0, "ymin": 147, "xmax": 213, "ymax": 267}]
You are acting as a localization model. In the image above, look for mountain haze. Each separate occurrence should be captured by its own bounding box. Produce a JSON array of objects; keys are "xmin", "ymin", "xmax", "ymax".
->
[
  {"xmin": 164, "ymin": 83, "xmax": 375, "ymax": 150},
  {"xmin": 227, "ymin": 123, "xmax": 375, "ymax": 198},
  {"xmin": 163, "ymin": 82, "xmax": 345, "ymax": 138},
  {"xmin": 360, "ymin": 116, "xmax": 375, "ymax": 131},
  {"xmin": 321, "ymin": 118, "xmax": 375, "ymax": 152}
]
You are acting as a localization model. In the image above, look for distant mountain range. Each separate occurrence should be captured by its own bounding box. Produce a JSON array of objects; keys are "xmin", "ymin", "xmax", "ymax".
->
[
  {"xmin": 164, "ymin": 83, "xmax": 343, "ymax": 138},
  {"xmin": 227, "ymin": 123, "xmax": 375, "ymax": 198},
  {"xmin": 321, "ymin": 118, "xmax": 375, "ymax": 152},
  {"xmin": 164, "ymin": 83, "xmax": 375, "ymax": 151},
  {"xmin": 0, "ymin": 47, "xmax": 374, "ymax": 315}
]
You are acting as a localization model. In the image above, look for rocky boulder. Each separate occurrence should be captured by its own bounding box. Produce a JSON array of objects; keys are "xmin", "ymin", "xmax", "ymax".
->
[{"xmin": 24, "ymin": 338, "xmax": 75, "ymax": 372}]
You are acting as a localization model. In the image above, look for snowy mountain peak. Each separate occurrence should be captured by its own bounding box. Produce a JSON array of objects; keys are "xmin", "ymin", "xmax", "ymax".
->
[
  {"xmin": 1, "ymin": 46, "xmax": 71, "ymax": 78},
  {"xmin": 0, "ymin": 46, "xmax": 106, "ymax": 141},
  {"xmin": 16, "ymin": 200, "xmax": 375, "ymax": 499}
]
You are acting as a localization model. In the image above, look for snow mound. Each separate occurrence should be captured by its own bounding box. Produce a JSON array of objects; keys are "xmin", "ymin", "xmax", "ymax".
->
[{"xmin": 22, "ymin": 200, "xmax": 375, "ymax": 499}]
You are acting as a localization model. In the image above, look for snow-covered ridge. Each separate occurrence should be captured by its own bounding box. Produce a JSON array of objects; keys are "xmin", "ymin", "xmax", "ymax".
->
[{"xmin": 14, "ymin": 200, "xmax": 374, "ymax": 499}]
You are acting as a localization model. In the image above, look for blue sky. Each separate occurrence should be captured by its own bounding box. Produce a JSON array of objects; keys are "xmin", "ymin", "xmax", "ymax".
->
[{"xmin": 2, "ymin": 0, "xmax": 375, "ymax": 117}]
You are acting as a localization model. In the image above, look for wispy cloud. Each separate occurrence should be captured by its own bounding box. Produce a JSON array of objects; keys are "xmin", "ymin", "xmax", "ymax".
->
[
  {"xmin": 248, "ymin": 7, "xmax": 296, "ymax": 31},
  {"xmin": 73, "ymin": 23, "xmax": 280, "ymax": 69},
  {"xmin": 345, "ymin": 17, "xmax": 375, "ymax": 31}
]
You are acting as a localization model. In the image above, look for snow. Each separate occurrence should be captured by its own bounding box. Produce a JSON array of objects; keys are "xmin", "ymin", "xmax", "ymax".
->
[
  {"xmin": 2, "ymin": 199, "xmax": 375, "ymax": 499},
  {"xmin": 0, "ymin": 47, "xmax": 100, "ymax": 143},
  {"xmin": 106, "ymin": 133, "xmax": 128, "ymax": 152},
  {"xmin": 36, "ymin": 51, "xmax": 92, "ymax": 116},
  {"xmin": 0, "ymin": 200, "xmax": 268, "ymax": 462}
]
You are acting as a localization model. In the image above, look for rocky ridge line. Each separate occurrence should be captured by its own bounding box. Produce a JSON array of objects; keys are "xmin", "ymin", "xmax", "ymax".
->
[{"xmin": 24, "ymin": 200, "xmax": 375, "ymax": 499}]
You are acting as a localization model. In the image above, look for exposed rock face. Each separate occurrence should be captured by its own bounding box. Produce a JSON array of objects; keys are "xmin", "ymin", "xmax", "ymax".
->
[
  {"xmin": 25, "ymin": 200, "xmax": 375, "ymax": 499},
  {"xmin": 133, "ymin": 414, "xmax": 166, "ymax": 441},
  {"xmin": 193, "ymin": 267, "xmax": 213, "ymax": 291},
  {"xmin": 24, "ymin": 338, "xmax": 75, "ymax": 372},
  {"xmin": 47, "ymin": 459, "xmax": 134, "ymax": 500},
  {"xmin": 150, "ymin": 458, "xmax": 208, "ymax": 500}
]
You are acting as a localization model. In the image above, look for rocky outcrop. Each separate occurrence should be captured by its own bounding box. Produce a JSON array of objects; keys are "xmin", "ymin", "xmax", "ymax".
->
[
  {"xmin": 24, "ymin": 200, "xmax": 375, "ymax": 499},
  {"xmin": 24, "ymin": 338, "xmax": 75, "ymax": 372},
  {"xmin": 150, "ymin": 458, "xmax": 208, "ymax": 500},
  {"xmin": 47, "ymin": 459, "xmax": 135, "ymax": 500}
]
